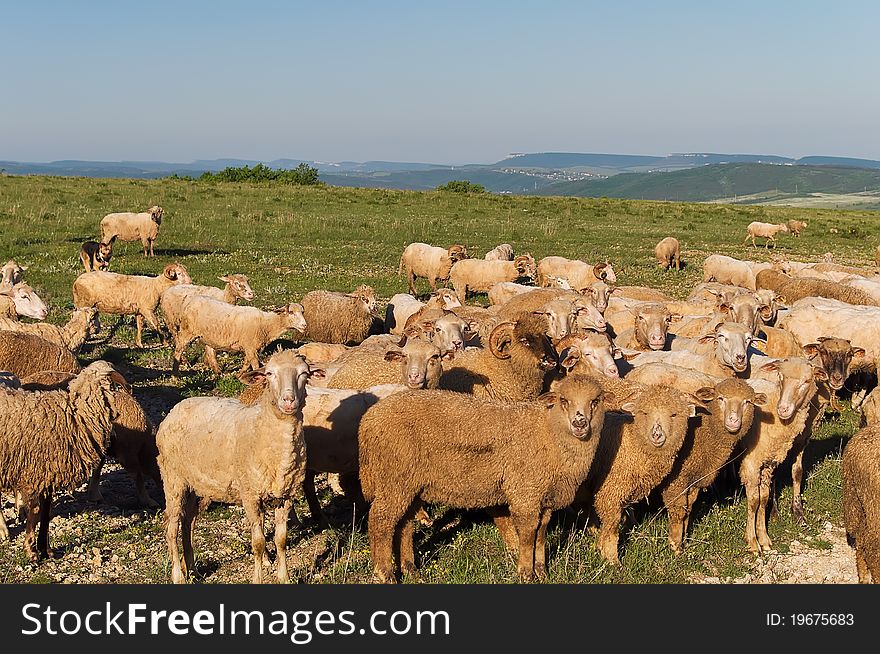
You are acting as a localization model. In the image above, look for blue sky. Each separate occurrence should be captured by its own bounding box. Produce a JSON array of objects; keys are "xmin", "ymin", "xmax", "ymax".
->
[{"xmin": 2, "ymin": 1, "xmax": 878, "ymax": 163}]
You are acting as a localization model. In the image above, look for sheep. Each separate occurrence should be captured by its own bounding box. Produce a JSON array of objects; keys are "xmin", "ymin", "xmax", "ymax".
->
[
  {"xmin": 72, "ymin": 262, "xmax": 192, "ymax": 348},
  {"xmin": 449, "ymin": 255, "xmax": 537, "ymax": 299},
  {"xmin": 438, "ymin": 315, "xmax": 559, "ymax": 403},
  {"xmin": 757, "ymin": 271, "xmax": 878, "ymax": 307},
  {"xmin": 635, "ymin": 321, "xmax": 757, "ymax": 378},
  {"xmin": 397, "ymin": 308, "xmax": 469, "ymax": 353},
  {"xmin": 686, "ymin": 282, "xmax": 748, "ymax": 307},
  {"xmin": 860, "ymin": 387, "xmax": 880, "ymax": 427},
  {"xmin": 576, "ymin": 384, "xmax": 700, "ymax": 564},
  {"xmin": 0, "ymin": 260, "xmax": 27, "ymax": 287},
  {"xmin": 655, "ymin": 237, "xmax": 681, "ymax": 270},
  {"xmin": 79, "ymin": 236, "xmax": 116, "ymax": 272},
  {"xmin": 0, "ymin": 361, "xmax": 126, "ymax": 561},
  {"xmin": 296, "ymin": 342, "xmax": 350, "ymax": 364},
  {"xmin": 0, "ymin": 332, "xmax": 81, "ymax": 378},
  {"xmin": 157, "ymin": 349, "xmax": 316, "ymax": 584},
  {"xmin": 494, "ymin": 289, "xmax": 608, "ymax": 333},
  {"xmin": 757, "ymin": 326, "xmax": 803, "ymax": 358},
  {"xmin": 0, "ymin": 282, "xmax": 49, "ymax": 320},
  {"xmin": 552, "ymin": 331, "xmax": 622, "ymax": 382},
  {"xmin": 703, "ymin": 254, "xmax": 757, "ymax": 290},
  {"xmin": 744, "ymin": 221, "xmax": 790, "ymax": 248},
  {"xmin": 839, "ymin": 276, "xmax": 880, "ymax": 304},
  {"xmin": 484, "ymin": 243, "xmax": 514, "ymax": 261},
  {"xmin": 384, "ymin": 288, "xmax": 461, "ymax": 335},
  {"xmin": 398, "ymin": 243, "xmax": 469, "ymax": 294},
  {"xmin": 740, "ymin": 358, "xmax": 826, "ymax": 553},
  {"xmin": 614, "ymin": 303, "xmax": 681, "ymax": 351},
  {"xmin": 301, "ymin": 285, "xmax": 377, "ymax": 345},
  {"xmin": 160, "ymin": 274, "xmax": 255, "ymax": 337},
  {"xmin": 488, "ymin": 281, "xmax": 542, "ymax": 306},
  {"xmin": 0, "ymin": 307, "xmax": 98, "ymax": 352},
  {"xmin": 786, "ymin": 219, "xmax": 808, "ymax": 237},
  {"xmin": 536, "ymin": 256, "xmax": 617, "ymax": 288},
  {"xmin": 324, "ymin": 336, "xmax": 447, "ymax": 390},
  {"xmin": 100, "ymin": 205, "xmax": 164, "ymax": 257},
  {"xmin": 359, "ymin": 375, "xmax": 613, "ymax": 581},
  {"xmin": 172, "ymin": 298, "xmax": 307, "ymax": 375},
  {"xmin": 842, "ymin": 424, "xmax": 880, "ymax": 583},
  {"xmin": 659, "ymin": 378, "xmax": 766, "ymax": 553}
]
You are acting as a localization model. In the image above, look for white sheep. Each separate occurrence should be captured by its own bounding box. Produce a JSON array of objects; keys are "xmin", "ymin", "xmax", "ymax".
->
[
  {"xmin": 448, "ymin": 255, "xmax": 537, "ymax": 299},
  {"xmin": 0, "ymin": 283, "xmax": 49, "ymax": 320},
  {"xmin": 398, "ymin": 243, "xmax": 469, "ymax": 294},
  {"xmin": 100, "ymin": 205, "xmax": 164, "ymax": 256},
  {"xmin": 744, "ymin": 221, "xmax": 790, "ymax": 249},
  {"xmin": 536, "ymin": 256, "xmax": 617, "ymax": 287},
  {"xmin": 484, "ymin": 243, "xmax": 514, "ymax": 261},
  {"xmin": 160, "ymin": 274, "xmax": 255, "ymax": 337}
]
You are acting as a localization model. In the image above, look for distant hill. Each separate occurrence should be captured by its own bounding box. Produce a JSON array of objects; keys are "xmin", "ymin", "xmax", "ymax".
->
[{"xmin": 539, "ymin": 163, "xmax": 880, "ymax": 202}]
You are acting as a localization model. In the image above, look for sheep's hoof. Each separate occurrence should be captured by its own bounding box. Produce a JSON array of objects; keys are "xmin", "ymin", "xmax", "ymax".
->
[
  {"xmin": 372, "ymin": 567, "xmax": 397, "ymax": 584},
  {"xmin": 533, "ymin": 563, "xmax": 547, "ymax": 581},
  {"xmin": 517, "ymin": 569, "xmax": 536, "ymax": 583}
]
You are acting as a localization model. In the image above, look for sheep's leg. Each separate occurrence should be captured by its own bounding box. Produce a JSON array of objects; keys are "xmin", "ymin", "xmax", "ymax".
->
[
  {"xmin": 242, "ymin": 498, "xmax": 267, "ymax": 584},
  {"xmin": 406, "ymin": 268, "xmax": 417, "ymax": 295},
  {"xmin": 274, "ymin": 501, "xmax": 292, "ymax": 584},
  {"xmin": 22, "ymin": 493, "xmax": 41, "ymax": 563},
  {"xmin": 756, "ymin": 467, "xmax": 774, "ymax": 553},
  {"xmin": 239, "ymin": 349, "xmax": 261, "ymax": 375},
  {"xmin": 367, "ymin": 493, "xmax": 413, "ymax": 584},
  {"xmin": 302, "ymin": 469, "xmax": 328, "ymax": 527},
  {"xmin": 149, "ymin": 239, "xmax": 155, "ymax": 257},
  {"xmin": 855, "ymin": 547, "xmax": 871, "ymax": 584},
  {"xmin": 339, "ymin": 473, "xmax": 369, "ymax": 521},
  {"xmin": 181, "ymin": 493, "xmax": 200, "ymax": 579},
  {"xmin": 134, "ymin": 470, "xmax": 159, "ymax": 508},
  {"xmin": 0, "ymin": 510, "xmax": 8, "ymax": 541},
  {"xmin": 665, "ymin": 493, "xmax": 689, "ymax": 554},
  {"xmin": 86, "ymin": 456, "xmax": 106, "ymax": 503},
  {"xmin": 203, "ymin": 346, "xmax": 222, "ymax": 376},
  {"xmin": 37, "ymin": 494, "xmax": 52, "ymax": 559},
  {"xmin": 595, "ymin": 506, "xmax": 622, "ymax": 565},
  {"xmin": 675, "ymin": 254, "xmax": 680, "ymax": 271},
  {"xmin": 488, "ymin": 507, "xmax": 519, "ymax": 553},
  {"xmin": 140, "ymin": 309, "xmax": 165, "ymax": 345},
  {"xmin": 533, "ymin": 510, "xmax": 552, "ymax": 580},
  {"xmin": 135, "ymin": 315, "xmax": 146, "ymax": 348},
  {"xmin": 172, "ymin": 333, "xmax": 195, "ymax": 375},
  {"xmin": 164, "ymin": 486, "xmax": 186, "ymax": 584},
  {"xmin": 511, "ymin": 511, "xmax": 540, "ymax": 582},
  {"xmin": 791, "ymin": 447, "xmax": 807, "ymax": 524},
  {"xmin": 397, "ymin": 499, "xmax": 423, "ymax": 579}
]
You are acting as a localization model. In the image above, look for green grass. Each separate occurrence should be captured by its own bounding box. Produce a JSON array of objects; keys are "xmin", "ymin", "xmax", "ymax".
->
[{"xmin": 0, "ymin": 173, "xmax": 874, "ymax": 584}]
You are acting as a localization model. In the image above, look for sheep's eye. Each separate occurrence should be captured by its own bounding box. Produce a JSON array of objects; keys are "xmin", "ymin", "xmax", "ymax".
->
[
  {"xmin": 265, "ymin": 371, "xmax": 274, "ymax": 377},
  {"xmin": 435, "ymin": 327, "xmax": 442, "ymax": 332},
  {"xmin": 560, "ymin": 398, "xmax": 569, "ymax": 408}
]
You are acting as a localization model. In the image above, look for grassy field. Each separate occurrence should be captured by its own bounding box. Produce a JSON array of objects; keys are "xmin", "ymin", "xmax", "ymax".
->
[{"xmin": 0, "ymin": 173, "xmax": 877, "ymax": 584}]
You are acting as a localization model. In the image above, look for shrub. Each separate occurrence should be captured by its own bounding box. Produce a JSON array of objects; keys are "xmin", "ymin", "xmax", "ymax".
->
[
  {"xmin": 194, "ymin": 163, "xmax": 322, "ymax": 186},
  {"xmin": 436, "ymin": 180, "xmax": 486, "ymax": 193}
]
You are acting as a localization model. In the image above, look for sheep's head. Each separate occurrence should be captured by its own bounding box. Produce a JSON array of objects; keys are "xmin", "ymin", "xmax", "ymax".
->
[
  {"xmin": 698, "ymin": 321, "xmax": 754, "ymax": 373},
  {"xmin": 583, "ymin": 281, "xmax": 614, "ymax": 314},
  {"xmin": 694, "ymin": 379, "xmax": 766, "ymax": 433},
  {"xmin": 540, "ymin": 375, "xmax": 612, "ymax": 441},
  {"xmin": 281, "ymin": 302, "xmax": 308, "ymax": 333},
  {"xmin": 754, "ymin": 289, "xmax": 778, "ymax": 324},
  {"xmin": 406, "ymin": 310, "xmax": 468, "ymax": 353},
  {"xmin": 557, "ymin": 332, "xmax": 620, "ymax": 379},
  {"xmin": 163, "ymin": 263, "xmax": 192, "ymax": 285},
  {"xmin": 240, "ymin": 349, "xmax": 319, "ymax": 416},
  {"xmin": 631, "ymin": 302, "xmax": 679, "ymax": 351},
  {"xmin": 758, "ymin": 357, "xmax": 826, "ymax": 421},
  {"xmin": 447, "ymin": 244, "xmax": 469, "ymax": 262},
  {"xmin": 593, "ymin": 261, "xmax": 617, "ymax": 283},
  {"xmin": 149, "ymin": 206, "xmax": 164, "ymax": 222},
  {"xmin": 618, "ymin": 387, "xmax": 700, "ymax": 451},
  {"xmin": 349, "ymin": 285, "xmax": 377, "ymax": 314},
  {"xmin": 718, "ymin": 294, "xmax": 763, "ymax": 334},
  {"xmin": 802, "ymin": 337, "xmax": 866, "ymax": 391},
  {"xmin": 1, "ymin": 260, "xmax": 27, "ymax": 287},
  {"xmin": 72, "ymin": 307, "xmax": 100, "ymax": 336},
  {"xmin": 383, "ymin": 335, "xmax": 447, "ymax": 389},
  {"xmin": 532, "ymin": 298, "xmax": 574, "ymax": 341},
  {"xmin": 219, "ymin": 274, "xmax": 255, "ymax": 301},
  {"xmin": 0, "ymin": 282, "xmax": 48, "ymax": 320},
  {"xmin": 512, "ymin": 254, "xmax": 537, "ymax": 281},
  {"xmin": 572, "ymin": 297, "xmax": 607, "ymax": 333},
  {"xmin": 431, "ymin": 288, "xmax": 462, "ymax": 310},
  {"xmin": 488, "ymin": 316, "xmax": 558, "ymax": 373}
]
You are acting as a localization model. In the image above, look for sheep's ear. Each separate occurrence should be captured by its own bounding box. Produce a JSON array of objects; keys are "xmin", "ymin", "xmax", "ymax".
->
[
  {"xmin": 240, "ymin": 368, "xmax": 267, "ymax": 385},
  {"xmin": 402, "ymin": 325, "xmax": 421, "ymax": 341},
  {"xmin": 308, "ymin": 367, "xmax": 326, "ymax": 380},
  {"xmin": 611, "ymin": 346, "xmax": 623, "ymax": 359},
  {"xmin": 668, "ymin": 312, "xmax": 683, "ymax": 323},
  {"xmin": 682, "ymin": 392, "xmax": 706, "ymax": 416},
  {"xmin": 601, "ymin": 391, "xmax": 617, "ymax": 406},
  {"xmin": 537, "ymin": 392, "xmax": 559, "ymax": 409},
  {"xmin": 619, "ymin": 348, "xmax": 642, "ymax": 361},
  {"xmin": 751, "ymin": 392, "xmax": 768, "ymax": 407},
  {"xmin": 718, "ymin": 303, "xmax": 732, "ymax": 315},
  {"xmin": 618, "ymin": 402, "xmax": 637, "ymax": 415},
  {"xmin": 694, "ymin": 386, "xmax": 717, "ymax": 403},
  {"xmin": 698, "ymin": 333, "xmax": 717, "ymax": 344},
  {"xmin": 219, "ymin": 275, "xmax": 231, "ymax": 283},
  {"xmin": 812, "ymin": 367, "xmax": 829, "ymax": 381},
  {"xmin": 466, "ymin": 319, "xmax": 479, "ymax": 333},
  {"xmin": 853, "ymin": 347, "xmax": 867, "ymax": 358},
  {"xmin": 384, "ymin": 350, "xmax": 406, "ymax": 362},
  {"xmin": 287, "ymin": 302, "xmax": 305, "ymax": 314},
  {"xmin": 802, "ymin": 343, "xmax": 820, "ymax": 358},
  {"xmin": 759, "ymin": 360, "xmax": 780, "ymax": 373},
  {"xmin": 559, "ymin": 349, "xmax": 579, "ymax": 371}
]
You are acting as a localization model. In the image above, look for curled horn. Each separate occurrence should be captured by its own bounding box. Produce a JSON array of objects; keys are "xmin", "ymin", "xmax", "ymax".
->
[
  {"xmin": 488, "ymin": 321, "xmax": 517, "ymax": 359},
  {"xmin": 593, "ymin": 262, "xmax": 608, "ymax": 280}
]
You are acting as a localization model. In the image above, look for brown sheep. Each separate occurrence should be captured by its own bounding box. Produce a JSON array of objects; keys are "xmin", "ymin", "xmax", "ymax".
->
[
  {"xmin": 399, "ymin": 243, "xmax": 469, "ymax": 294},
  {"xmin": 660, "ymin": 379, "xmax": 766, "ymax": 553},
  {"xmin": 576, "ymin": 385, "xmax": 700, "ymax": 564},
  {"xmin": 654, "ymin": 237, "xmax": 681, "ymax": 271},
  {"xmin": 325, "ymin": 336, "xmax": 447, "ymax": 390},
  {"xmin": 842, "ymin": 424, "xmax": 880, "ymax": 583},
  {"xmin": 358, "ymin": 375, "xmax": 613, "ymax": 582},
  {"xmin": 786, "ymin": 219, "xmax": 808, "ymax": 237},
  {"xmin": 757, "ymin": 270, "xmax": 877, "ymax": 307},
  {"xmin": 484, "ymin": 243, "xmax": 514, "ymax": 261},
  {"xmin": 301, "ymin": 285, "xmax": 377, "ymax": 345},
  {"xmin": 0, "ymin": 332, "xmax": 81, "ymax": 379}
]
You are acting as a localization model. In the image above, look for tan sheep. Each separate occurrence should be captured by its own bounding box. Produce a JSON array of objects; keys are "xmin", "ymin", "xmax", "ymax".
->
[
  {"xmin": 536, "ymin": 256, "xmax": 617, "ymax": 287},
  {"xmin": 484, "ymin": 243, "xmax": 514, "ymax": 261},
  {"xmin": 157, "ymin": 349, "xmax": 315, "ymax": 584},
  {"xmin": 72, "ymin": 262, "xmax": 192, "ymax": 347},
  {"xmin": 448, "ymin": 255, "xmax": 537, "ymax": 299},
  {"xmin": 758, "ymin": 272, "xmax": 878, "ymax": 307},
  {"xmin": 654, "ymin": 237, "xmax": 681, "ymax": 270},
  {"xmin": 614, "ymin": 302, "xmax": 681, "ymax": 351},
  {"xmin": 398, "ymin": 243, "xmax": 469, "ymax": 294},
  {"xmin": 576, "ymin": 384, "xmax": 699, "ymax": 564},
  {"xmin": 384, "ymin": 289, "xmax": 461, "ymax": 335},
  {"xmin": 0, "ymin": 307, "xmax": 98, "ymax": 352},
  {"xmin": 0, "ymin": 282, "xmax": 49, "ymax": 320},
  {"xmin": 786, "ymin": 219, "xmax": 808, "ymax": 237},
  {"xmin": 296, "ymin": 342, "xmax": 350, "ymax": 364},
  {"xmin": 0, "ymin": 332, "xmax": 81, "ymax": 379},
  {"xmin": 703, "ymin": 254, "xmax": 757, "ymax": 290},
  {"xmin": 744, "ymin": 221, "xmax": 790, "ymax": 248},
  {"xmin": 324, "ymin": 336, "xmax": 447, "ymax": 390},
  {"xmin": 842, "ymin": 424, "xmax": 880, "ymax": 583},
  {"xmin": 172, "ymin": 298, "xmax": 307, "ymax": 375},
  {"xmin": 0, "ymin": 361, "xmax": 126, "ymax": 561},
  {"xmin": 358, "ymin": 375, "xmax": 613, "ymax": 581},
  {"xmin": 494, "ymin": 289, "xmax": 608, "ymax": 333},
  {"xmin": 160, "ymin": 274, "xmax": 255, "ymax": 337},
  {"xmin": 552, "ymin": 331, "xmax": 622, "ymax": 382},
  {"xmin": 100, "ymin": 205, "xmax": 164, "ymax": 257},
  {"xmin": 301, "ymin": 285, "xmax": 377, "ymax": 345}
]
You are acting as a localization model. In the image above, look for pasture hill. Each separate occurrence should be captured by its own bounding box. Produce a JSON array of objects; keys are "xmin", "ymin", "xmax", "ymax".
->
[{"xmin": 0, "ymin": 173, "xmax": 875, "ymax": 584}]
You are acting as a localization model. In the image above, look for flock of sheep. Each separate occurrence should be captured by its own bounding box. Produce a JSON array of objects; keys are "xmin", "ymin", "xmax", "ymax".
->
[{"xmin": 1, "ymin": 204, "xmax": 880, "ymax": 585}]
